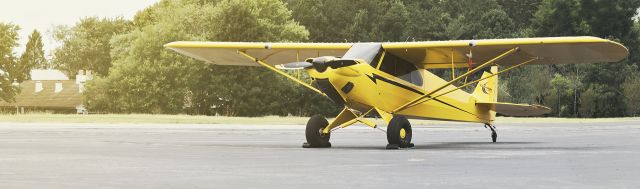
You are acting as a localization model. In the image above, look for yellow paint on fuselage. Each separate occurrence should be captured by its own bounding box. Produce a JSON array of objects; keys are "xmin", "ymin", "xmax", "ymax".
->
[{"xmin": 307, "ymin": 61, "xmax": 494, "ymax": 124}]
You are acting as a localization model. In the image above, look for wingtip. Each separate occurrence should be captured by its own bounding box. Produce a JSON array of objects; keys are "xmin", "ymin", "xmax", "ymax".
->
[{"xmin": 607, "ymin": 40, "xmax": 630, "ymax": 62}]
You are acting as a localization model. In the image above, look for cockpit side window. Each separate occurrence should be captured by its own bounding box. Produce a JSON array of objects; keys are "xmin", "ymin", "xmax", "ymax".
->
[{"xmin": 378, "ymin": 52, "xmax": 423, "ymax": 86}]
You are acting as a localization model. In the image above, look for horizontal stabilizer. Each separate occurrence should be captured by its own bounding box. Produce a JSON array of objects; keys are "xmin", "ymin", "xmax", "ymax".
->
[{"xmin": 477, "ymin": 102, "xmax": 551, "ymax": 117}]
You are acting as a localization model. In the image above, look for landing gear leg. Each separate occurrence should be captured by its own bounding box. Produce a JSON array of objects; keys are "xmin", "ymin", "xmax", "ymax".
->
[{"xmin": 485, "ymin": 124, "xmax": 497, "ymax": 143}]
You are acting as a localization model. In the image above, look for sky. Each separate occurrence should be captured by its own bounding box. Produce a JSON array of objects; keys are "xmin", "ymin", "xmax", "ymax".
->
[{"xmin": 0, "ymin": 0, "xmax": 160, "ymax": 56}]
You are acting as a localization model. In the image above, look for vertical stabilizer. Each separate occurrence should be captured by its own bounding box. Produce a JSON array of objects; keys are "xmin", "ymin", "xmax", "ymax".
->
[{"xmin": 473, "ymin": 66, "xmax": 498, "ymax": 103}]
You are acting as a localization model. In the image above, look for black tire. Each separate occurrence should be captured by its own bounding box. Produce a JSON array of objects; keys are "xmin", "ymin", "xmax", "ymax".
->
[
  {"xmin": 305, "ymin": 115, "xmax": 331, "ymax": 147},
  {"xmin": 386, "ymin": 116, "xmax": 412, "ymax": 148}
]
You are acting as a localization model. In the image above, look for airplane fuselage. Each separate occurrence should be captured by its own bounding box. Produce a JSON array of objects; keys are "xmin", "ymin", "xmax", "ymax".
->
[{"xmin": 307, "ymin": 62, "xmax": 495, "ymax": 124}]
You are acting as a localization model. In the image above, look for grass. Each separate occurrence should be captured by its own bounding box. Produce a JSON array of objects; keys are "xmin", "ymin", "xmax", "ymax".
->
[
  {"xmin": 0, "ymin": 113, "xmax": 637, "ymax": 125},
  {"xmin": 0, "ymin": 113, "xmax": 311, "ymax": 125}
]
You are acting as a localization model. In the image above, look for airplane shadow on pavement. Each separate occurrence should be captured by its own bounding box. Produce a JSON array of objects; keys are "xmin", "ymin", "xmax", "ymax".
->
[{"xmin": 330, "ymin": 142, "xmax": 602, "ymax": 151}]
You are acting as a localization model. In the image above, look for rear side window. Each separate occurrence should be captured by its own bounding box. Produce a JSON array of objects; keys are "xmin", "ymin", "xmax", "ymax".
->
[{"xmin": 378, "ymin": 52, "xmax": 423, "ymax": 86}]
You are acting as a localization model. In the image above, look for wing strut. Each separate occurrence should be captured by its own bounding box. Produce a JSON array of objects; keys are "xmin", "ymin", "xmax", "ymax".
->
[
  {"xmin": 237, "ymin": 50, "xmax": 325, "ymax": 96},
  {"xmin": 392, "ymin": 47, "xmax": 520, "ymax": 114},
  {"xmin": 322, "ymin": 108, "xmax": 376, "ymax": 134},
  {"xmin": 401, "ymin": 58, "xmax": 539, "ymax": 110},
  {"xmin": 450, "ymin": 49, "xmax": 456, "ymax": 80}
]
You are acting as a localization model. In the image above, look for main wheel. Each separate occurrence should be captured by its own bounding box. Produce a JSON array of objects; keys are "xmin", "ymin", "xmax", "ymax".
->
[
  {"xmin": 305, "ymin": 115, "xmax": 331, "ymax": 148},
  {"xmin": 386, "ymin": 116, "xmax": 412, "ymax": 148}
]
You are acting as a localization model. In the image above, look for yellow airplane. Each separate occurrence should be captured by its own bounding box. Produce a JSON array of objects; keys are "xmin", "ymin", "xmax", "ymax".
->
[{"xmin": 165, "ymin": 36, "xmax": 628, "ymax": 149}]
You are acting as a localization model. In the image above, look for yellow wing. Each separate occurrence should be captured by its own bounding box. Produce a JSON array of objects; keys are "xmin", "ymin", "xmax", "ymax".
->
[
  {"xmin": 165, "ymin": 42, "xmax": 351, "ymax": 66},
  {"xmin": 165, "ymin": 36, "xmax": 628, "ymax": 68},
  {"xmin": 477, "ymin": 102, "xmax": 551, "ymax": 117},
  {"xmin": 383, "ymin": 36, "xmax": 629, "ymax": 69}
]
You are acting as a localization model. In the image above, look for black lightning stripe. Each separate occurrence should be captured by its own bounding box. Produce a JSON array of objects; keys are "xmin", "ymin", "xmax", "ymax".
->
[
  {"xmin": 366, "ymin": 74, "xmax": 425, "ymax": 95},
  {"xmin": 432, "ymin": 99, "xmax": 477, "ymax": 116},
  {"xmin": 366, "ymin": 73, "xmax": 477, "ymax": 117}
]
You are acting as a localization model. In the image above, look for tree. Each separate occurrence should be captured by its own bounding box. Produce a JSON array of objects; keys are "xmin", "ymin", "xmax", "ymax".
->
[
  {"xmin": 441, "ymin": 0, "xmax": 516, "ymax": 39},
  {"xmin": 622, "ymin": 75, "xmax": 640, "ymax": 116},
  {"xmin": 85, "ymin": 0, "xmax": 330, "ymax": 116},
  {"xmin": 288, "ymin": 0, "xmax": 411, "ymax": 42},
  {"xmin": 52, "ymin": 17, "xmax": 131, "ymax": 77},
  {"xmin": 497, "ymin": 0, "xmax": 543, "ymax": 29},
  {"xmin": 85, "ymin": 1, "xmax": 211, "ymax": 114},
  {"xmin": 287, "ymin": 0, "xmax": 355, "ymax": 42},
  {"xmin": 530, "ymin": 0, "xmax": 640, "ymax": 117},
  {"xmin": 503, "ymin": 65, "xmax": 551, "ymax": 105},
  {"xmin": 533, "ymin": 0, "xmax": 591, "ymax": 36},
  {"xmin": 15, "ymin": 30, "xmax": 47, "ymax": 82},
  {"xmin": 403, "ymin": 0, "xmax": 450, "ymax": 41},
  {"xmin": 578, "ymin": 85, "xmax": 598, "ymax": 117},
  {"xmin": 0, "ymin": 22, "xmax": 20, "ymax": 102},
  {"xmin": 548, "ymin": 73, "xmax": 573, "ymax": 116},
  {"xmin": 379, "ymin": 1, "xmax": 410, "ymax": 41}
]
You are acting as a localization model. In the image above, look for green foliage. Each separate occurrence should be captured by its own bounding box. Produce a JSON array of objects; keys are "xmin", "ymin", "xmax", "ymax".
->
[
  {"xmin": 502, "ymin": 65, "xmax": 551, "ymax": 104},
  {"xmin": 287, "ymin": 0, "xmax": 516, "ymax": 42},
  {"xmin": 622, "ymin": 75, "xmax": 640, "ymax": 116},
  {"xmin": 287, "ymin": 0, "xmax": 360, "ymax": 42},
  {"xmin": 533, "ymin": 0, "xmax": 591, "ymax": 36},
  {"xmin": 578, "ymin": 84, "xmax": 618, "ymax": 118},
  {"xmin": 497, "ymin": 0, "xmax": 542, "ymax": 29},
  {"xmin": 442, "ymin": 0, "xmax": 516, "ymax": 39},
  {"xmin": 210, "ymin": 0, "xmax": 308, "ymax": 42},
  {"xmin": 532, "ymin": 0, "xmax": 640, "ymax": 117},
  {"xmin": 85, "ymin": 0, "xmax": 337, "ymax": 116},
  {"xmin": 85, "ymin": 1, "xmax": 212, "ymax": 114},
  {"xmin": 548, "ymin": 74, "xmax": 574, "ymax": 117},
  {"xmin": 15, "ymin": 30, "xmax": 47, "ymax": 82},
  {"xmin": 378, "ymin": 1, "xmax": 410, "ymax": 41},
  {"xmin": 52, "ymin": 17, "xmax": 132, "ymax": 77},
  {"xmin": 403, "ymin": 1, "xmax": 450, "ymax": 40},
  {"xmin": 0, "ymin": 22, "xmax": 20, "ymax": 102}
]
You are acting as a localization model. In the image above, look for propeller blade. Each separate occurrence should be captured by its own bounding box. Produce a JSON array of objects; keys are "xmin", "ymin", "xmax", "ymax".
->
[{"xmin": 277, "ymin": 62, "xmax": 313, "ymax": 70}]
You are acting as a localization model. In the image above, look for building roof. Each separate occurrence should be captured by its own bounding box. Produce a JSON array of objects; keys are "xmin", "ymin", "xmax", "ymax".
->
[
  {"xmin": 0, "ymin": 80, "xmax": 82, "ymax": 109},
  {"xmin": 30, "ymin": 69, "xmax": 69, "ymax": 81}
]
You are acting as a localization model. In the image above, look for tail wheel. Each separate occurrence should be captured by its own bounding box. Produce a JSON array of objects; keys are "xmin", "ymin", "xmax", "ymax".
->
[
  {"xmin": 305, "ymin": 115, "xmax": 331, "ymax": 148},
  {"xmin": 486, "ymin": 124, "xmax": 497, "ymax": 143},
  {"xmin": 386, "ymin": 116, "xmax": 412, "ymax": 148},
  {"xmin": 491, "ymin": 131, "xmax": 497, "ymax": 143}
]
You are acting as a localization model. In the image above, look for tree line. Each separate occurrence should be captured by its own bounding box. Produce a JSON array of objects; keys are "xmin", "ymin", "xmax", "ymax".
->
[
  {"xmin": 0, "ymin": 24, "xmax": 47, "ymax": 102},
  {"xmin": 0, "ymin": 0, "xmax": 639, "ymax": 117}
]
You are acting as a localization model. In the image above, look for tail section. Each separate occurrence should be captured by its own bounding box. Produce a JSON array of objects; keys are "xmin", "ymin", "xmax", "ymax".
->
[
  {"xmin": 473, "ymin": 66, "xmax": 551, "ymax": 118},
  {"xmin": 472, "ymin": 66, "xmax": 498, "ymax": 103}
]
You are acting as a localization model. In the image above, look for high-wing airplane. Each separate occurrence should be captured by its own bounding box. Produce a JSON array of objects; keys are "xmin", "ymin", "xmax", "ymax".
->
[{"xmin": 165, "ymin": 36, "xmax": 628, "ymax": 149}]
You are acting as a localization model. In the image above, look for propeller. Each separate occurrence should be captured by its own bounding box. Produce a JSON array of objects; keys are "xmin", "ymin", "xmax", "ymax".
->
[
  {"xmin": 278, "ymin": 56, "xmax": 334, "ymax": 72},
  {"xmin": 278, "ymin": 62, "xmax": 313, "ymax": 70},
  {"xmin": 278, "ymin": 56, "xmax": 359, "ymax": 73},
  {"xmin": 306, "ymin": 56, "xmax": 333, "ymax": 72}
]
